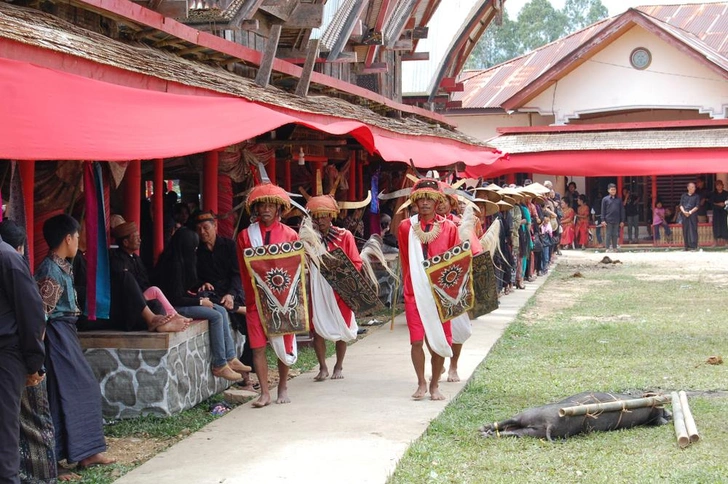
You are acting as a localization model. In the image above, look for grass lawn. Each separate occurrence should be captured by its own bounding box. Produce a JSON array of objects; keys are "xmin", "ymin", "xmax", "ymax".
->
[{"xmin": 390, "ymin": 259, "xmax": 728, "ymax": 483}]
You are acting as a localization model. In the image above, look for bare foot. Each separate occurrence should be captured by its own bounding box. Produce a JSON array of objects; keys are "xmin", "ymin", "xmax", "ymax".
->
[
  {"xmin": 447, "ymin": 368, "xmax": 460, "ymax": 382},
  {"xmin": 57, "ymin": 467, "xmax": 81, "ymax": 481},
  {"xmin": 251, "ymin": 394, "xmax": 271, "ymax": 408},
  {"xmin": 313, "ymin": 368, "xmax": 329, "ymax": 382},
  {"xmin": 78, "ymin": 452, "xmax": 116, "ymax": 469},
  {"xmin": 412, "ymin": 384, "xmax": 428, "ymax": 400},
  {"xmin": 429, "ymin": 384, "xmax": 446, "ymax": 401},
  {"xmin": 156, "ymin": 315, "xmax": 190, "ymax": 333},
  {"xmin": 331, "ymin": 367, "xmax": 344, "ymax": 379},
  {"xmin": 276, "ymin": 387, "xmax": 290, "ymax": 404},
  {"xmin": 147, "ymin": 314, "xmax": 173, "ymax": 331}
]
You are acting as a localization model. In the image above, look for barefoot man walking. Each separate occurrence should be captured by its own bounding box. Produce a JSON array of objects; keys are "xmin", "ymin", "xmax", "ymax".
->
[
  {"xmin": 306, "ymin": 193, "xmax": 363, "ymax": 381},
  {"xmin": 237, "ymin": 183, "xmax": 303, "ymax": 408},
  {"xmin": 397, "ymin": 179, "xmax": 461, "ymax": 400}
]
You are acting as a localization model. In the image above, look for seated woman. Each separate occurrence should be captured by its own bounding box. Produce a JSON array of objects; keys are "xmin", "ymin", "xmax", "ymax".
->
[
  {"xmin": 559, "ymin": 199, "xmax": 576, "ymax": 250},
  {"xmin": 154, "ymin": 227, "xmax": 250, "ymax": 381}
]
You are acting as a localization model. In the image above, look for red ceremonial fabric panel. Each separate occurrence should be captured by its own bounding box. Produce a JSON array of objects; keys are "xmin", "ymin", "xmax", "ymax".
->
[
  {"xmin": 0, "ymin": 57, "xmax": 502, "ymax": 169},
  {"xmin": 464, "ymin": 149, "xmax": 728, "ymax": 178}
]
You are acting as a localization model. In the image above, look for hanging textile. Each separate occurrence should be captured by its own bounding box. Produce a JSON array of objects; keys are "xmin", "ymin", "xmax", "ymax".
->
[{"xmin": 83, "ymin": 162, "xmax": 110, "ymax": 320}]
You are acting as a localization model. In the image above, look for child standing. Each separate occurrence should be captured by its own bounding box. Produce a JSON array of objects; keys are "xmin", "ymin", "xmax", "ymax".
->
[{"xmin": 652, "ymin": 199, "xmax": 672, "ymax": 241}]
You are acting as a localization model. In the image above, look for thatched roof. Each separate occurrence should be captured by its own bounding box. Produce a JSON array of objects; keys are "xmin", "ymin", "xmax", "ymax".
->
[{"xmin": 0, "ymin": 2, "xmax": 495, "ymax": 150}]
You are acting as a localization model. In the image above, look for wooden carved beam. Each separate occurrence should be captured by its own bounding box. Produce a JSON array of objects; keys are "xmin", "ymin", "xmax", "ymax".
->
[
  {"xmin": 295, "ymin": 38, "xmax": 320, "ymax": 97},
  {"xmin": 402, "ymin": 52, "xmax": 429, "ymax": 61},
  {"xmin": 255, "ymin": 24, "xmax": 282, "ymax": 87}
]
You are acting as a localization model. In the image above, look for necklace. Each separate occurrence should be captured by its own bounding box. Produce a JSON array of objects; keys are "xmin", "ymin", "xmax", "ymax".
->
[{"xmin": 412, "ymin": 219, "xmax": 441, "ymax": 244}]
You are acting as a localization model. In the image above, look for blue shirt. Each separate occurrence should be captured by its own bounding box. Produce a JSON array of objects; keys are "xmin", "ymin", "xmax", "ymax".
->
[{"xmin": 35, "ymin": 254, "xmax": 80, "ymax": 319}]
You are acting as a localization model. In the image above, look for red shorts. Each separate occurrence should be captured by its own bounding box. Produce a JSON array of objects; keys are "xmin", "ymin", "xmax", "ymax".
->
[
  {"xmin": 246, "ymin": 306, "xmax": 295, "ymax": 352},
  {"xmin": 404, "ymin": 301, "xmax": 452, "ymax": 346}
]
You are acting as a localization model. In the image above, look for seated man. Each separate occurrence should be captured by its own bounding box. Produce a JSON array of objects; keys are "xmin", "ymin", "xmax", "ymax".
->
[
  {"xmin": 193, "ymin": 212, "xmax": 253, "ymax": 387},
  {"xmin": 105, "ymin": 221, "xmax": 189, "ymax": 332}
]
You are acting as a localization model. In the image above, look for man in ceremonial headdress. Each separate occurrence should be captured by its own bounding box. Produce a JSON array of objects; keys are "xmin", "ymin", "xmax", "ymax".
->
[
  {"xmin": 435, "ymin": 182, "xmax": 484, "ymax": 383},
  {"xmin": 397, "ymin": 179, "xmax": 461, "ymax": 401},
  {"xmin": 305, "ymin": 189, "xmax": 366, "ymax": 381},
  {"xmin": 237, "ymin": 184, "xmax": 301, "ymax": 408}
]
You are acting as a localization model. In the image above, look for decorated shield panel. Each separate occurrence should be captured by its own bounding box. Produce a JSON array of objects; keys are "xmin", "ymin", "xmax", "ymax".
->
[
  {"xmin": 422, "ymin": 241, "xmax": 474, "ymax": 322},
  {"xmin": 243, "ymin": 241, "xmax": 309, "ymax": 337}
]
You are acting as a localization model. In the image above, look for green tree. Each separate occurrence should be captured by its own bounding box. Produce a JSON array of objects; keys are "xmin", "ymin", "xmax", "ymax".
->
[
  {"xmin": 563, "ymin": 0, "xmax": 609, "ymax": 32},
  {"xmin": 465, "ymin": 16, "xmax": 519, "ymax": 70},
  {"xmin": 515, "ymin": 0, "xmax": 568, "ymax": 52},
  {"xmin": 465, "ymin": 0, "xmax": 609, "ymax": 69}
]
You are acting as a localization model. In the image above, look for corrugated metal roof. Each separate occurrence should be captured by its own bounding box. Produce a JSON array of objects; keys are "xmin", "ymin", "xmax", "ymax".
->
[
  {"xmin": 458, "ymin": 2, "xmax": 728, "ymax": 109},
  {"xmin": 489, "ymin": 126, "xmax": 728, "ymax": 153},
  {"xmin": 454, "ymin": 19, "xmax": 610, "ymax": 107}
]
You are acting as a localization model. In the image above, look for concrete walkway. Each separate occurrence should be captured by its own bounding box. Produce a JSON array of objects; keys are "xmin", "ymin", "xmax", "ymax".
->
[{"xmin": 116, "ymin": 275, "xmax": 548, "ymax": 484}]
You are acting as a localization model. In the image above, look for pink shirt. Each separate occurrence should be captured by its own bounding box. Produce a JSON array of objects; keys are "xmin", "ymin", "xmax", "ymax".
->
[{"xmin": 652, "ymin": 207, "xmax": 667, "ymax": 226}]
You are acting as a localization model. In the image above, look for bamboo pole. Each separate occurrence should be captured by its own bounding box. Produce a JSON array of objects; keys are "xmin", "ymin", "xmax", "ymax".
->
[
  {"xmin": 678, "ymin": 391, "xmax": 700, "ymax": 443},
  {"xmin": 558, "ymin": 395, "xmax": 670, "ymax": 417},
  {"xmin": 671, "ymin": 391, "xmax": 690, "ymax": 449}
]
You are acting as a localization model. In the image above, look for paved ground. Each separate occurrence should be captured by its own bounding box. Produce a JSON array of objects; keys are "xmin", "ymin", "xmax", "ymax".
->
[{"xmin": 116, "ymin": 275, "xmax": 549, "ymax": 484}]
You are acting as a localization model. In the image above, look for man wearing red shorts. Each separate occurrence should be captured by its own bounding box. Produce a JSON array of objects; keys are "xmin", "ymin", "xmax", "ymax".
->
[
  {"xmin": 237, "ymin": 184, "xmax": 298, "ymax": 408},
  {"xmin": 397, "ymin": 179, "xmax": 460, "ymax": 401},
  {"xmin": 306, "ymin": 194, "xmax": 362, "ymax": 381}
]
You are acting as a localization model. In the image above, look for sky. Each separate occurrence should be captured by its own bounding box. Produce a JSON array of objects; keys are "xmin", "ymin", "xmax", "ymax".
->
[{"xmin": 504, "ymin": 0, "xmax": 720, "ymax": 17}]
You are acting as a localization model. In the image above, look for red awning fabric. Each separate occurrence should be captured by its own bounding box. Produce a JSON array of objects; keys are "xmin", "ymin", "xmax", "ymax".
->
[
  {"xmin": 0, "ymin": 57, "xmax": 502, "ymax": 169},
  {"xmin": 465, "ymin": 149, "xmax": 728, "ymax": 178}
]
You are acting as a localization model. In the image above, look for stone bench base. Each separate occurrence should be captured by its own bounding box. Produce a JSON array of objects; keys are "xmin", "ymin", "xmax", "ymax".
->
[{"xmin": 79, "ymin": 321, "xmax": 243, "ymax": 419}]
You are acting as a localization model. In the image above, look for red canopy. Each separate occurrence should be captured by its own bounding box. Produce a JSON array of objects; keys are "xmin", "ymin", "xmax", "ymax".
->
[
  {"xmin": 465, "ymin": 149, "xmax": 728, "ymax": 178},
  {"xmin": 0, "ymin": 57, "xmax": 502, "ymax": 169}
]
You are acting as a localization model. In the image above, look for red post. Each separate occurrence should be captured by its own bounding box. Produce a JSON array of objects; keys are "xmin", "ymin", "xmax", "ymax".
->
[
  {"xmin": 617, "ymin": 176, "xmax": 624, "ymax": 244},
  {"xmin": 651, "ymin": 175, "xmax": 658, "ymax": 245},
  {"xmin": 506, "ymin": 173, "xmax": 516, "ymax": 185},
  {"xmin": 124, "ymin": 160, "xmax": 142, "ymax": 233},
  {"xmin": 348, "ymin": 153, "xmax": 356, "ymax": 201},
  {"xmin": 357, "ymin": 160, "xmax": 364, "ymax": 199},
  {"xmin": 18, "ymin": 161, "xmax": 35, "ymax": 269},
  {"xmin": 203, "ymin": 151, "xmax": 219, "ymax": 213},
  {"xmin": 268, "ymin": 153, "xmax": 277, "ymax": 185},
  {"xmin": 153, "ymin": 159, "xmax": 164, "ymax": 263},
  {"xmin": 284, "ymin": 160, "xmax": 291, "ymax": 192}
]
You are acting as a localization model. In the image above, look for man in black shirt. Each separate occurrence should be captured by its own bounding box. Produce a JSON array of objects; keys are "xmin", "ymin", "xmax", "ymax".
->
[
  {"xmin": 601, "ymin": 183, "xmax": 625, "ymax": 252},
  {"xmin": 0, "ymin": 230, "xmax": 46, "ymax": 483},
  {"xmin": 194, "ymin": 212, "xmax": 252, "ymax": 382}
]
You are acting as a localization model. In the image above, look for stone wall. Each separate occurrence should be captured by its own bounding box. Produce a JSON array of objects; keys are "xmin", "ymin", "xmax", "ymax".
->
[{"xmin": 82, "ymin": 324, "xmax": 244, "ymax": 419}]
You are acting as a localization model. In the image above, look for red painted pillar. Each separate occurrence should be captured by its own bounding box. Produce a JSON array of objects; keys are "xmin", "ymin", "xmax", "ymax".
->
[
  {"xmin": 357, "ymin": 161, "xmax": 364, "ymax": 199},
  {"xmin": 203, "ymin": 151, "xmax": 219, "ymax": 213},
  {"xmin": 153, "ymin": 159, "xmax": 164, "ymax": 263},
  {"xmin": 506, "ymin": 173, "xmax": 516, "ymax": 185},
  {"xmin": 348, "ymin": 153, "xmax": 356, "ymax": 201},
  {"xmin": 124, "ymin": 160, "xmax": 141, "ymax": 233},
  {"xmin": 268, "ymin": 153, "xmax": 277, "ymax": 185},
  {"xmin": 19, "ymin": 161, "xmax": 35, "ymax": 269},
  {"xmin": 284, "ymin": 160, "xmax": 291, "ymax": 192},
  {"xmin": 651, "ymin": 175, "xmax": 658, "ymax": 245},
  {"xmin": 617, "ymin": 176, "xmax": 624, "ymax": 244}
]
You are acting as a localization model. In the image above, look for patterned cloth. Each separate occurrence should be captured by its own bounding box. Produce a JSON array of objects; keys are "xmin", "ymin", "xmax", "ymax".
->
[{"xmin": 19, "ymin": 381, "xmax": 57, "ymax": 484}]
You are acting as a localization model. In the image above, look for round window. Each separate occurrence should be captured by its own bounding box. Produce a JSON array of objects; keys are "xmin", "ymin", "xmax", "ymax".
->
[{"xmin": 630, "ymin": 47, "xmax": 652, "ymax": 70}]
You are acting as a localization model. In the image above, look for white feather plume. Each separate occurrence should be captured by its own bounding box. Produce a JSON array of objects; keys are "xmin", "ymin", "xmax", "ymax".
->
[
  {"xmin": 479, "ymin": 218, "xmax": 507, "ymax": 265},
  {"xmin": 458, "ymin": 204, "xmax": 478, "ymax": 245},
  {"xmin": 359, "ymin": 234, "xmax": 396, "ymax": 291},
  {"xmin": 298, "ymin": 216, "xmax": 329, "ymax": 268}
]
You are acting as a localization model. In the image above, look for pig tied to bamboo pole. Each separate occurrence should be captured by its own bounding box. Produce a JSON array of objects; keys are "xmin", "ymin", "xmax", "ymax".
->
[{"xmin": 558, "ymin": 395, "xmax": 670, "ymax": 417}]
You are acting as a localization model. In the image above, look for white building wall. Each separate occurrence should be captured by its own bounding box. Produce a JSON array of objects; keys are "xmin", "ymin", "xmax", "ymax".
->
[
  {"xmin": 524, "ymin": 26, "xmax": 728, "ymax": 123},
  {"xmin": 449, "ymin": 112, "xmax": 552, "ymax": 140}
]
